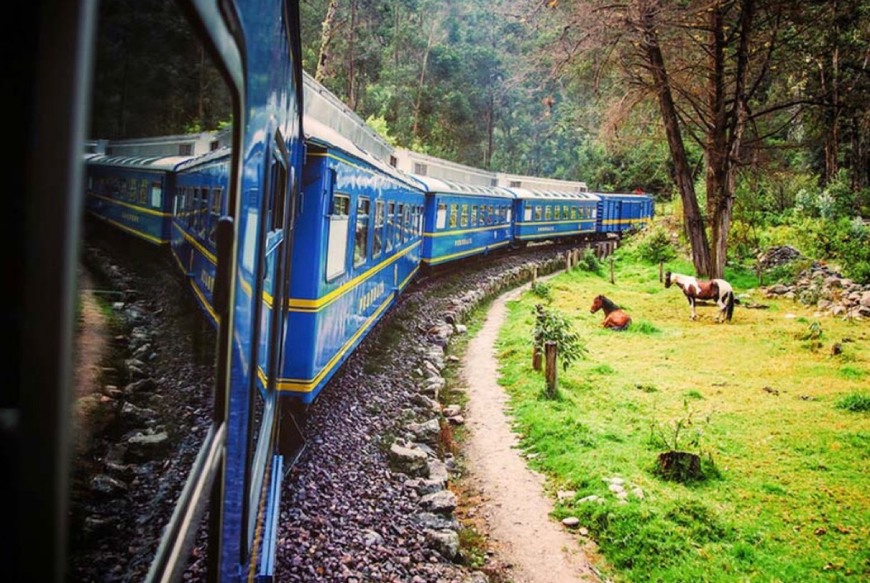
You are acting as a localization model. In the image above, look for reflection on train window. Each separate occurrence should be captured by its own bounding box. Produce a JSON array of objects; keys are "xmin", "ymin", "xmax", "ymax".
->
[
  {"xmin": 470, "ymin": 205, "xmax": 478, "ymax": 227},
  {"xmin": 449, "ymin": 204, "xmax": 458, "ymax": 228},
  {"xmin": 373, "ymin": 200, "xmax": 384, "ymax": 258},
  {"xmin": 436, "ymin": 203, "xmax": 447, "ymax": 229},
  {"xmin": 354, "ymin": 198, "xmax": 370, "ymax": 267},
  {"xmin": 402, "ymin": 205, "xmax": 410, "ymax": 243},
  {"xmin": 151, "ymin": 182, "xmax": 163, "ymax": 209},
  {"xmin": 460, "ymin": 204, "xmax": 469, "ymax": 227},
  {"xmin": 534, "ymin": 206, "xmax": 542, "ymax": 221},
  {"xmin": 545, "ymin": 206, "xmax": 552, "ymax": 221},
  {"xmin": 208, "ymin": 188, "xmax": 222, "ymax": 245},
  {"xmin": 571, "ymin": 207, "xmax": 578, "ymax": 220},
  {"xmin": 487, "ymin": 205, "xmax": 494, "ymax": 225},
  {"xmin": 554, "ymin": 205, "xmax": 561, "ymax": 220},
  {"xmin": 386, "ymin": 202, "xmax": 395, "ymax": 252},
  {"xmin": 326, "ymin": 193, "xmax": 350, "ymax": 280},
  {"xmin": 394, "ymin": 204, "xmax": 403, "ymax": 247}
]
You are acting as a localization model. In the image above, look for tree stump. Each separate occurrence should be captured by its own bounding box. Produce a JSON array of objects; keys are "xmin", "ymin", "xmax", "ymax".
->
[
  {"xmin": 656, "ymin": 450, "xmax": 702, "ymax": 482},
  {"xmin": 544, "ymin": 341, "xmax": 558, "ymax": 397}
]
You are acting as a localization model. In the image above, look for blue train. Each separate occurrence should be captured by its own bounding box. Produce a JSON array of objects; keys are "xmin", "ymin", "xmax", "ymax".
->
[
  {"xmin": 85, "ymin": 84, "xmax": 654, "ymax": 408},
  {"xmin": 18, "ymin": 1, "xmax": 653, "ymax": 581}
]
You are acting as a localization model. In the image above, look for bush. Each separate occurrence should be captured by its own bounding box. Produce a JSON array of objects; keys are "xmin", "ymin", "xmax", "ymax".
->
[
  {"xmin": 637, "ymin": 227, "xmax": 676, "ymax": 264},
  {"xmin": 532, "ymin": 304, "xmax": 587, "ymax": 372},
  {"xmin": 836, "ymin": 393, "xmax": 870, "ymax": 413},
  {"xmin": 579, "ymin": 248, "xmax": 602, "ymax": 273},
  {"xmin": 530, "ymin": 281, "xmax": 552, "ymax": 302}
]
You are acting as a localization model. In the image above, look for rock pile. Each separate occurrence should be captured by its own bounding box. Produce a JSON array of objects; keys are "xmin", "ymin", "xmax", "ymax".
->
[
  {"xmin": 756, "ymin": 245, "xmax": 802, "ymax": 270},
  {"xmin": 763, "ymin": 262, "xmax": 870, "ymax": 318}
]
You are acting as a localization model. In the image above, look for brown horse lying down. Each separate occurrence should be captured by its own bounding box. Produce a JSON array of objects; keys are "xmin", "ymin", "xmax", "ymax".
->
[{"xmin": 590, "ymin": 295, "xmax": 632, "ymax": 330}]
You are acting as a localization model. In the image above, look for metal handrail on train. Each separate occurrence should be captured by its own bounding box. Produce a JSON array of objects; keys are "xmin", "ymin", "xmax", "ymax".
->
[{"xmin": 145, "ymin": 422, "xmax": 226, "ymax": 583}]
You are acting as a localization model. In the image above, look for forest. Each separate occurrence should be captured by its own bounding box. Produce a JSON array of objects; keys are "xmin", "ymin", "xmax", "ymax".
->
[{"xmin": 89, "ymin": 0, "xmax": 870, "ymax": 281}]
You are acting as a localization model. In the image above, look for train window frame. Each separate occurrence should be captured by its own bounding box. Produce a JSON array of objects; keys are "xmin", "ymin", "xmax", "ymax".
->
[
  {"xmin": 402, "ymin": 204, "xmax": 411, "ymax": 243},
  {"xmin": 545, "ymin": 206, "xmax": 552, "ymax": 221},
  {"xmin": 563, "ymin": 205, "xmax": 570, "ymax": 219},
  {"xmin": 571, "ymin": 207, "xmax": 579, "ymax": 220},
  {"xmin": 470, "ymin": 205, "xmax": 478, "ymax": 227},
  {"xmin": 449, "ymin": 204, "xmax": 458, "ymax": 228},
  {"xmin": 150, "ymin": 181, "xmax": 163, "ymax": 209},
  {"xmin": 394, "ymin": 203, "xmax": 403, "ymax": 247},
  {"xmin": 386, "ymin": 201, "xmax": 395, "ymax": 253},
  {"xmin": 534, "ymin": 205, "xmax": 542, "ymax": 221},
  {"xmin": 354, "ymin": 197, "xmax": 371, "ymax": 268},
  {"xmin": 554, "ymin": 205, "xmax": 561, "ymax": 220},
  {"xmin": 325, "ymin": 193, "xmax": 351, "ymax": 281},
  {"xmin": 460, "ymin": 204, "xmax": 469, "ymax": 228},
  {"xmin": 208, "ymin": 188, "xmax": 222, "ymax": 246},
  {"xmin": 373, "ymin": 200, "xmax": 384, "ymax": 258},
  {"xmin": 138, "ymin": 179, "xmax": 148, "ymax": 205},
  {"xmin": 436, "ymin": 202, "xmax": 447, "ymax": 230}
]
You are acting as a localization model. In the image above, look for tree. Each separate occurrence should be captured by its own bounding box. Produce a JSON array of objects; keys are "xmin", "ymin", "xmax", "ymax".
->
[{"xmin": 536, "ymin": 0, "xmax": 835, "ymax": 278}]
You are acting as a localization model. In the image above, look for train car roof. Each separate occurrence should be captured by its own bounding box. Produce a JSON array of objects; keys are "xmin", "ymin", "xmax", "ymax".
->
[
  {"xmin": 410, "ymin": 175, "xmax": 516, "ymax": 199},
  {"xmin": 393, "ymin": 149, "xmax": 498, "ymax": 189},
  {"xmin": 591, "ymin": 191, "xmax": 653, "ymax": 199},
  {"xmin": 174, "ymin": 146, "xmax": 232, "ymax": 172},
  {"xmin": 508, "ymin": 187, "xmax": 601, "ymax": 202},
  {"xmin": 496, "ymin": 172, "xmax": 588, "ymax": 193},
  {"xmin": 85, "ymin": 154, "xmax": 195, "ymax": 171}
]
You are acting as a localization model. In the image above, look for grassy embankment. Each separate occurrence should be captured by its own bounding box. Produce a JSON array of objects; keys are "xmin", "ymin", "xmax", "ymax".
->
[{"xmin": 495, "ymin": 251, "xmax": 870, "ymax": 582}]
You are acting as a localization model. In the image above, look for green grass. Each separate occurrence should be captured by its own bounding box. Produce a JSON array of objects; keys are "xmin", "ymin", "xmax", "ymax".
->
[{"xmin": 496, "ymin": 254, "xmax": 870, "ymax": 582}]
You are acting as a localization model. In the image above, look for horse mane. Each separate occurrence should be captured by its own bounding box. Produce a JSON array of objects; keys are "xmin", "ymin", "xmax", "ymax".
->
[{"xmin": 598, "ymin": 295, "xmax": 618, "ymax": 311}]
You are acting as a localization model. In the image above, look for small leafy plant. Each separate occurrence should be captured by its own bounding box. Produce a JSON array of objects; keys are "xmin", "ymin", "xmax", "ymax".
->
[
  {"xmin": 836, "ymin": 392, "xmax": 870, "ymax": 412},
  {"xmin": 530, "ymin": 280, "xmax": 553, "ymax": 302},
  {"xmin": 532, "ymin": 304, "xmax": 588, "ymax": 371}
]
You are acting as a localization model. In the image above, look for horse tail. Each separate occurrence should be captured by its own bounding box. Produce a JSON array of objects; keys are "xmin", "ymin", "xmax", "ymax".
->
[{"xmin": 725, "ymin": 290, "xmax": 735, "ymax": 321}]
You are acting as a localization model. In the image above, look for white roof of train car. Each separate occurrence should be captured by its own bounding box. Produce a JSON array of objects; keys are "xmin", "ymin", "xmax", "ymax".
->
[
  {"xmin": 508, "ymin": 187, "xmax": 600, "ymax": 202},
  {"xmin": 410, "ymin": 175, "xmax": 515, "ymax": 199},
  {"xmin": 85, "ymin": 154, "xmax": 195, "ymax": 171}
]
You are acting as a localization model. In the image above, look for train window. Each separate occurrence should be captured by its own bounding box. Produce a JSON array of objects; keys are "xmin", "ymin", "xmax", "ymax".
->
[
  {"xmin": 487, "ymin": 205, "xmax": 494, "ymax": 225},
  {"xmin": 326, "ymin": 194, "xmax": 350, "ymax": 280},
  {"xmin": 436, "ymin": 203, "xmax": 447, "ymax": 229},
  {"xmin": 470, "ymin": 205, "xmax": 478, "ymax": 227},
  {"xmin": 545, "ymin": 206, "xmax": 552, "ymax": 221},
  {"xmin": 402, "ymin": 205, "xmax": 411, "ymax": 243},
  {"xmin": 268, "ymin": 146, "xmax": 287, "ymax": 232},
  {"xmin": 354, "ymin": 198, "xmax": 371, "ymax": 267},
  {"xmin": 506, "ymin": 207, "xmax": 512, "ymax": 223},
  {"xmin": 449, "ymin": 204, "xmax": 458, "ymax": 228},
  {"xmin": 524, "ymin": 206, "xmax": 532, "ymax": 221},
  {"xmin": 126, "ymin": 178, "xmax": 136, "ymax": 201},
  {"xmin": 571, "ymin": 207, "xmax": 579, "ymax": 220},
  {"xmin": 554, "ymin": 206, "xmax": 561, "ymax": 220},
  {"xmin": 199, "ymin": 189, "xmax": 209, "ymax": 236},
  {"xmin": 373, "ymin": 201, "xmax": 384, "ymax": 258},
  {"xmin": 418, "ymin": 205, "xmax": 424, "ymax": 234},
  {"xmin": 460, "ymin": 204, "xmax": 469, "ymax": 227},
  {"xmin": 138, "ymin": 180, "xmax": 148, "ymax": 204},
  {"xmin": 394, "ymin": 204, "xmax": 403, "ymax": 247},
  {"xmin": 534, "ymin": 206, "xmax": 542, "ymax": 221},
  {"xmin": 151, "ymin": 182, "xmax": 163, "ymax": 209},
  {"xmin": 208, "ymin": 189, "xmax": 222, "ymax": 245},
  {"xmin": 563, "ymin": 205, "xmax": 570, "ymax": 219}
]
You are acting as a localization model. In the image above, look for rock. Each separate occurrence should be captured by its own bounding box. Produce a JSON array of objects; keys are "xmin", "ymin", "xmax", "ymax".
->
[
  {"xmin": 557, "ymin": 490, "xmax": 576, "ymax": 502},
  {"xmin": 454, "ymin": 324, "xmax": 467, "ymax": 334},
  {"xmin": 125, "ymin": 431, "xmax": 170, "ymax": 462},
  {"xmin": 427, "ymin": 459, "xmax": 449, "ymax": 485},
  {"xmin": 90, "ymin": 474, "xmax": 129, "ymax": 497},
  {"xmin": 443, "ymin": 404, "xmax": 462, "ymax": 418},
  {"xmin": 125, "ymin": 378, "xmax": 156, "ymax": 394},
  {"xmin": 389, "ymin": 442, "xmax": 429, "ymax": 477},
  {"xmin": 120, "ymin": 402, "xmax": 158, "ymax": 426},
  {"xmin": 561, "ymin": 517, "xmax": 580, "ymax": 527},
  {"xmin": 407, "ymin": 418, "xmax": 441, "ymax": 447},
  {"xmin": 419, "ymin": 490, "xmax": 457, "ymax": 514},
  {"xmin": 424, "ymin": 529, "xmax": 460, "ymax": 560},
  {"xmin": 416, "ymin": 512, "xmax": 460, "ymax": 532},
  {"xmin": 362, "ymin": 529, "xmax": 384, "ymax": 547}
]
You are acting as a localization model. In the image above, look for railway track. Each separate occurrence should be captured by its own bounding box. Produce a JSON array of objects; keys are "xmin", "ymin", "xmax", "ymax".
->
[{"xmin": 70, "ymin": 224, "xmax": 608, "ymax": 581}]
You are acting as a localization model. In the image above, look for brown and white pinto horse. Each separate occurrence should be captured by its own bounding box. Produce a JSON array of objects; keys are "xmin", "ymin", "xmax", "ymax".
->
[
  {"xmin": 665, "ymin": 271, "xmax": 735, "ymax": 322},
  {"xmin": 590, "ymin": 295, "xmax": 632, "ymax": 330}
]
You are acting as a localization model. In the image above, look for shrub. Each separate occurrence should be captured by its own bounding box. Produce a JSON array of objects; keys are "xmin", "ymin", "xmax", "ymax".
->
[
  {"xmin": 530, "ymin": 280, "xmax": 552, "ymax": 302},
  {"xmin": 836, "ymin": 393, "xmax": 870, "ymax": 412},
  {"xmin": 532, "ymin": 304, "xmax": 587, "ymax": 372},
  {"xmin": 637, "ymin": 227, "xmax": 676, "ymax": 264},
  {"xmin": 579, "ymin": 248, "xmax": 602, "ymax": 273}
]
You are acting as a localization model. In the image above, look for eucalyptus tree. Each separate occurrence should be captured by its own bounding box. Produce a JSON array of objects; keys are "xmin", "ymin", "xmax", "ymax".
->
[{"xmin": 534, "ymin": 0, "xmax": 829, "ymax": 278}]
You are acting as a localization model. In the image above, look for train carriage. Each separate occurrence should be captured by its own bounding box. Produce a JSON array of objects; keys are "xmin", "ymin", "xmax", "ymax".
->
[
  {"xmin": 416, "ymin": 178, "xmax": 516, "ymax": 267},
  {"xmin": 170, "ymin": 148, "xmax": 233, "ymax": 326},
  {"xmin": 85, "ymin": 155, "xmax": 190, "ymax": 245},
  {"xmin": 278, "ymin": 79, "xmax": 425, "ymax": 404},
  {"xmin": 595, "ymin": 191, "xmax": 655, "ymax": 233},
  {"xmin": 510, "ymin": 188, "xmax": 601, "ymax": 244}
]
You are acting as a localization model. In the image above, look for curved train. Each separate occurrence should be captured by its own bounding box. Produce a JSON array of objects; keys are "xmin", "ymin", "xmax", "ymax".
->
[
  {"xmin": 85, "ymin": 71, "xmax": 654, "ymax": 408},
  {"xmin": 16, "ymin": 1, "xmax": 651, "ymax": 581}
]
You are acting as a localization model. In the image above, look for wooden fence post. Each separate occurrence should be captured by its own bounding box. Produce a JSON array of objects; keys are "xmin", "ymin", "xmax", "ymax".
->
[
  {"xmin": 532, "ymin": 346, "xmax": 542, "ymax": 371},
  {"xmin": 545, "ymin": 341, "xmax": 558, "ymax": 397},
  {"xmin": 610, "ymin": 257, "xmax": 615, "ymax": 284},
  {"xmin": 659, "ymin": 260, "xmax": 664, "ymax": 282},
  {"xmin": 532, "ymin": 265, "xmax": 537, "ymax": 281}
]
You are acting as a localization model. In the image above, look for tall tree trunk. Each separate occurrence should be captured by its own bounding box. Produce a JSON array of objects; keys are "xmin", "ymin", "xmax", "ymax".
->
[
  {"xmin": 347, "ymin": 0, "xmax": 357, "ymax": 109},
  {"xmin": 412, "ymin": 25, "xmax": 437, "ymax": 141},
  {"xmin": 708, "ymin": 0, "xmax": 755, "ymax": 279},
  {"xmin": 315, "ymin": 0, "xmax": 339, "ymax": 83},
  {"xmin": 639, "ymin": 1, "xmax": 711, "ymax": 276}
]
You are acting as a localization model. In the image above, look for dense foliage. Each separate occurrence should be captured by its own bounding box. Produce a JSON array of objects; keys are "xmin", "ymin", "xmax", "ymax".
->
[{"xmin": 89, "ymin": 0, "xmax": 870, "ymax": 280}]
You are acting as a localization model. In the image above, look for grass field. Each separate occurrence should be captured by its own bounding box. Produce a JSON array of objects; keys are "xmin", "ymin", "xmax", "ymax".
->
[{"xmin": 494, "ymin": 253, "xmax": 870, "ymax": 582}]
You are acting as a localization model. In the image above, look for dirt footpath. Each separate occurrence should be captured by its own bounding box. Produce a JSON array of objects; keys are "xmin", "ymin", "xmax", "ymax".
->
[{"xmin": 461, "ymin": 283, "xmax": 599, "ymax": 583}]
